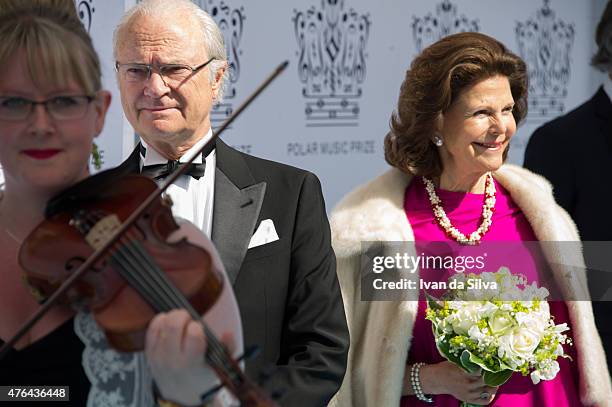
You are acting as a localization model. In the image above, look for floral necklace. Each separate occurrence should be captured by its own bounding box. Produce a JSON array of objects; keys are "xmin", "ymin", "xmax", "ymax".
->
[{"xmin": 422, "ymin": 173, "xmax": 496, "ymax": 245}]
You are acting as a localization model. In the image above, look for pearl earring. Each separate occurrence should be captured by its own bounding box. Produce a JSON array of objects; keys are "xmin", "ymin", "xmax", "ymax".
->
[{"xmin": 433, "ymin": 135, "xmax": 443, "ymax": 147}]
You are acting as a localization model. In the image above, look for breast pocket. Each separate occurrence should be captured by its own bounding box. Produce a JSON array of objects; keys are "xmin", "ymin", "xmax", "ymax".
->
[{"xmin": 243, "ymin": 239, "xmax": 286, "ymax": 262}]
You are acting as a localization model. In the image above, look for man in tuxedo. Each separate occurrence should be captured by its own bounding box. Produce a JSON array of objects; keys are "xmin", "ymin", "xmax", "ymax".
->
[
  {"xmin": 524, "ymin": 0, "xmax": 612, "ymax": 371},
  {"xmin": 112, "ymin": 0, "xmax": 349, "ymax": 405}
]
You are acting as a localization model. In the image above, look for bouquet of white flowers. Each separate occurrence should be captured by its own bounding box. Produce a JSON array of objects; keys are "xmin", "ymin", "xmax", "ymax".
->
[{"xmin": 425, "ymin": 267, "xmax": 572, "ymax": 406}]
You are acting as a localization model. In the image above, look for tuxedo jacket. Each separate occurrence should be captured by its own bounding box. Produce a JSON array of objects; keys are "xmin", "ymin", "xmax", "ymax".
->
[
  {"xmin": 103, "ymin": 138, "xmax": 349, "ymax": 406},
  {"xmin": 524, "ymin": 86, "xmax": 612, "ymax": 370}
]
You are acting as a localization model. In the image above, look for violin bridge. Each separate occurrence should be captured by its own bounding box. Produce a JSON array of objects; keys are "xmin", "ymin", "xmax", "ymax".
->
[{"xmin": 85, "ymin": 214, "xmax": 122, "ymax": 250}]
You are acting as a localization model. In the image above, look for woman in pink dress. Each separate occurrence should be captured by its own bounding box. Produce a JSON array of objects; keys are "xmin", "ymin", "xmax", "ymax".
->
[{"xmin": 329, "ymin": 32, "xmax": 611, "ymax": 407}]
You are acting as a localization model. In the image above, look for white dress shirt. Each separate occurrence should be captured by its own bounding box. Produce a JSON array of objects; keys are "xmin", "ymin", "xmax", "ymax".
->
[{"xmin": 139, "ymin": 130, "xmax": 216, "ymax": 237}]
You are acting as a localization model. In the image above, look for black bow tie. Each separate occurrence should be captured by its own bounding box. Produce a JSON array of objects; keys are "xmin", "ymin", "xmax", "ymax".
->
[
  {"xmin": 141, "ymin": 160, "xmax": 206, "ymax": 180},
  {"xmin": 139, "ymin": 142, "xmax": 214, "ymax": 180}
]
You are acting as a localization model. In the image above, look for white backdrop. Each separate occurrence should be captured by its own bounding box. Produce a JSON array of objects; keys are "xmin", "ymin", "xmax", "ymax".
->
[{"xmin": 1, "ymin": 0, "xmax": 608, "ymax": 209}]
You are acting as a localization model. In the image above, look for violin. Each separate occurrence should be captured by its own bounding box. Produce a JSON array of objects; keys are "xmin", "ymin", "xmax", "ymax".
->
[
  {"xmin": 0, "ymin": 61, "xmax": 289, "ymax": 406},
  {"xmin": 20, "ymin": 174, "xmax": 225, "ymax": 352}
]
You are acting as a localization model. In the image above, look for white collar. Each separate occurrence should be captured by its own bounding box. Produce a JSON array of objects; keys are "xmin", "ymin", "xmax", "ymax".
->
[{"xmin": 140, "ymin": 129, "xmax": 214, "ymax": 166}]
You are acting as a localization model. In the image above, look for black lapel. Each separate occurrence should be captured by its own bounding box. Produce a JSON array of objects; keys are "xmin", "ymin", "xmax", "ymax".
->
[
  {"xmin": 121, "ymin": 140, "xmax": 265, "ymax": 284},
  {"xmin": 211, "ymin": 139, "xmax": 266, "ymax": 284},
  {"xmin": 592, "ymin": 87, "xmax": 612, "ymax": 154},
  {"xmin": 116, "ymin": 143, "xmax": 142, "ymax": 175}
]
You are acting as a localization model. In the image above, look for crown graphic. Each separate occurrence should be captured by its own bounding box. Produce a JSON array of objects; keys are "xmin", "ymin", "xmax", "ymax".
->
[
  {"xmin": 412, "ymin": 0, "xmax": 479, "ymax": 53},
  {"xmin": 516, "ymin": 0, "xmax": 574, "ymax": 121},
  {"xmin": 193, "ymin": 0, "xmax": 245, "ymax": 126},
  {"xmin": 293, "ymin": 0, "xmax": 371, "ymax": 127}
]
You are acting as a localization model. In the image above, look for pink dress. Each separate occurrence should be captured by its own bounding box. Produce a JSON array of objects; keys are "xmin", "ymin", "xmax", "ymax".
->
[{"xmin": 400, "ymin": 177, "xmax": 581, "ymax": 406}]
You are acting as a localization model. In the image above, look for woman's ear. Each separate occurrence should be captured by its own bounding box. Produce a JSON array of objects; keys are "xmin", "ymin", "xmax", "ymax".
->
[
  {"xmin": 434, "ymin": 112, "xmax": 444, "ymax": 134},
  {"xmin": 93, "ymin": 90, "xmax": 112, "ymax": 136}
]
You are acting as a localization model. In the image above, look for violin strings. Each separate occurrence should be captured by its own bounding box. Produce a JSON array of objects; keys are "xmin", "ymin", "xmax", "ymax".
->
[
  {"xmin": 125, "ymin": 239, "xmax": 237, "ymax": 379},
  {"xmin": 80, "ymin": 211, "xmax": 233, "ymax": 375},
  {"xmin": 110, "ymin": 237, "xmax": 230, "ymax": 374},
  {"xmin": 108, "ymin": 227, "xmax": 235, "ymax": 377},
  {"xmin": 81, "ymin": 212, "xmax": 174, "ymax": 312}
]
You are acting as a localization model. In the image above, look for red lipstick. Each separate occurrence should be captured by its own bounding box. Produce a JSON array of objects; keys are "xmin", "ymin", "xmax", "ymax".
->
[{"xmin": 23, "ymin": 149, "xmax": 61, "ymax": 159}]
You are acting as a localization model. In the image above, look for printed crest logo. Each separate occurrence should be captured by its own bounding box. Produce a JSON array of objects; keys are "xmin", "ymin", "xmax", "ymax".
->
[
  {"xmin": 195, "ymin": 0, "xmax": 245, "ymax": 127},
  {"xmin": 75, "ymin": 0, "xmax": 95, "ymax": 32},
  {"xmin": 293, "ymin": 0, "xmax": 371, "ymax": 127},
  {"xmin": 137, "ymin": 0, "xmax": 245, "ymax": 127},
  {"xmin": 412, "ymin": 0, "xmax": 479, "ymax": 53},
  {"xmin": 516, "ymin": 0, "xmax": 574, "ymax": 122},
  {"xmin": 75, "ymin": 0, "xmax": 104, "ymax": 168}
]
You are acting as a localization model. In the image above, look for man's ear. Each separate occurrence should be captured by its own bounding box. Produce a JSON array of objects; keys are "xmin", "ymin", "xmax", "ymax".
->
[{"xmin": 211, "ymin": 61, "xmax": 227, "ymax": 99}]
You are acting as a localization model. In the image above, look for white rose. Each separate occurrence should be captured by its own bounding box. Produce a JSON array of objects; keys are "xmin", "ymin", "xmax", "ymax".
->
[
  {"xmin": 489, "ymin": 311, "xmax": 514, "ymax": 336},
  {"xmin": 480, "ymin": 301, "xmax": 498, "ymax": 317},
  {"xmin": 499, "ymin": 327, "xmax": 541, "ymax": 364},
  {"xmin": 448, "ymin": 303, "xmax": 482, "ymax": 335},
  {"xmin": 468, "ymin": 325, "xmax": 488, "ymax": 344},
  {"xmin": 515, "ymin": 311, "xmax": 547, "ymax": 336}
]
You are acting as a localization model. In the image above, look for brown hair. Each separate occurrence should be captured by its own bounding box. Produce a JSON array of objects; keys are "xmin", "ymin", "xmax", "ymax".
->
[
  {"xmin": 384, "ymin": 32, "xmax": 528, "ymax": 178},
  {"xmin": 0, "ymin": 0, "xmax": 102, "ymax": 94}
]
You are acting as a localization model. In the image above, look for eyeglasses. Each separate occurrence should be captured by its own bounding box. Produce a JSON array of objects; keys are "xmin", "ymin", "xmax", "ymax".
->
[
  {"xmin": 0, "ymin": 95, "xmax": 95, "ymax": 121},
  {"xmin": 115, "ymin": 57, "xmax": 216, "ymax": 85}
]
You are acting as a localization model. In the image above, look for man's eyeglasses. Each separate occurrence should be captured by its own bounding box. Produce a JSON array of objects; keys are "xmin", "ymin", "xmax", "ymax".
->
[
  {"xmin": 115, "ymin": 57, "xmax": 216, "ymax": 85},
  {"xmin": 0, "ymin": 95, "xmax": 95, "ymax": 121}
]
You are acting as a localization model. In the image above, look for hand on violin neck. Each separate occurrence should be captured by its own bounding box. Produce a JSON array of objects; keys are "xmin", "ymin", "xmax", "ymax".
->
[{"xmin": 145, "ymin": 309, "xmax": 236, "ymax": 406}]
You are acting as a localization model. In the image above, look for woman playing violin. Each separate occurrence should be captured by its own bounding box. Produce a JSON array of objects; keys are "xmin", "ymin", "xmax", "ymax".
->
[{"xmin": 0, "ymin": 2, "xmax": 238, "ymax": 406}]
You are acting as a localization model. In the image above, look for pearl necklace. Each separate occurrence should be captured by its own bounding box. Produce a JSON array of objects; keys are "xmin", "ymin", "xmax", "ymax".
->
[{"xmin": 422, "ymin": 173, "xmax": 496, "ymax": 245}]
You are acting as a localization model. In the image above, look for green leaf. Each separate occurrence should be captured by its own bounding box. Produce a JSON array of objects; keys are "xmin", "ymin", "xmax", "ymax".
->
[
  {"xmin": 483, "ymin": 369, "xmax": 513, "ymax": 386},
  {"xmin": 425, "ymin": 291, "xmax": 443, "ymax": 310},
  {"xmin": 460, "ymin": 350, "xmax": 481, "ymax": 374},
  {"xmin": 499, "ymin": 359, "xmax": 513, "ymax": 371},
  {"xmin": 468, "ymin": 352, "xmax": 497, "ymax": 373},
  {"xmin": 436, "ymin": 338, "xmax": 461, "ymax": 365},
  {"xmin": 91, "ymin": 142, "xmax": 104, "ymax": 170}
]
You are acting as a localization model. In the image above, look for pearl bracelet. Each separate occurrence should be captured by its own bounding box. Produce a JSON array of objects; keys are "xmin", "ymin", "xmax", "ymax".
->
[{"xmin": 410, "ymin": 362, "xmax": 433, "ymax": 403}]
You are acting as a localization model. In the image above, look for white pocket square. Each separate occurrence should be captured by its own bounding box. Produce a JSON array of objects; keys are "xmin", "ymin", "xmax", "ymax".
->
[{"xmin": 248, "ymin": 219, "xmax": 279, "ymax": 249}]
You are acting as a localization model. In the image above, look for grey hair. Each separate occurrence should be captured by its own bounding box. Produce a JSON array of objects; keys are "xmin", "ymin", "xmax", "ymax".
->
[
  {"xmin": 113, "ymin": 0, "xmax": 228, "ymax": 101},
  {"xmin": 592, "ymin": 0, "xmax": 612, "ymax": 72}
]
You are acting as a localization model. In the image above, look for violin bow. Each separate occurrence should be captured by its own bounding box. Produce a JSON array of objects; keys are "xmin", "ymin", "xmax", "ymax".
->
[{"xmin": 0, "ymin": 60, "xmax": 289, "ymax": 359}]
